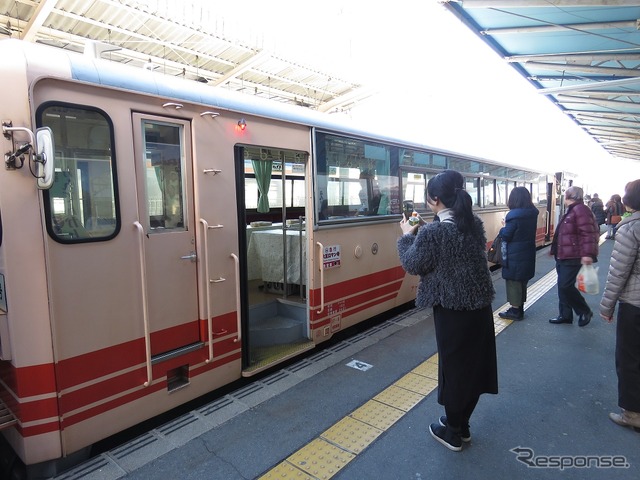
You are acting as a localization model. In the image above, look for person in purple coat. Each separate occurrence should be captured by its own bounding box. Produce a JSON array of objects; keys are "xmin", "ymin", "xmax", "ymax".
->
[
  {"xmin": 549, "ymin": 186, "xmax": 600, "ymax": 327},
  {"xmin": 497, "ymin": 187, "xmax": 539, "ymax": 320}
]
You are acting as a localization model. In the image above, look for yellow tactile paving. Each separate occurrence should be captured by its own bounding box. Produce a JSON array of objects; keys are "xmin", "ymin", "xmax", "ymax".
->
[
  {"xmin": 259, "ymin": 461, "xmax": 316, "ymax": 479},
  {"xmin": 286, "ymin": 438, "xmax": 355, "ymax": 479},
  {"xmin": 411, "ymin": 359, "xmax": 439, "ymax": 379},
  {"xmin": 394, "ymin": 372, "xmax": 438, "ymax": 396},
  {"xmin": 372, "ymin": 385, "xmax": 426, "ymax": 412},
  {"xmin": 321, "ymin": 416, "xmax": 384, "ymax": 454},
  {"xmin": 257, "ymin": 268, "xmax": 558, "ymax": 480},
  {"xmin": 493, "ymin": 316, "xmax": 512, "ymax": 333},
  {"xmin": 350, "ymin": 400, "xmax": 406, "ymax": 431}
]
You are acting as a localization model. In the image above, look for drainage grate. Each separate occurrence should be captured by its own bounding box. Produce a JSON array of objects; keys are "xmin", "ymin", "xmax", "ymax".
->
[
  {"xmin": 157, "ymin": 413, "xmax": 199, "ymax": 436},
  {"xmin": 328, "ymin": 342, "xmax": 351, "ymax": 353},
  {"xmin": 261, "ymin": 370, "xmax": 290, "ymax": 386},
  {"xmin": 111, "ymin": 433, "xmax": 158, "ymax": 460},
  {"xmin": 198, "ymin": 397, "xmax": 234, "ymax": 416},
  {"xmin": 231, "ymin": 383, "xmax": 264, "ymax": 399},
  {"xmin": 347, "ymin": 333, "xmax": 369, "ymax": 344},
  {"xmin": 307, "ymin": 350, "xmax": 333, "ymax": 362},
  {"xmin": 53, "ymin": 455, "xmax": 113, "ymax": 480},
  {"xmin": 286, "ymin": 359, "xmax": 312, "ymax": 373}
]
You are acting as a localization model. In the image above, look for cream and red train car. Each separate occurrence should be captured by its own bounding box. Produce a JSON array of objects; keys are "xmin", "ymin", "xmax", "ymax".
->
[{"xmin": 0, "ymin": 39, "xmax": 555, "ymax": 476}]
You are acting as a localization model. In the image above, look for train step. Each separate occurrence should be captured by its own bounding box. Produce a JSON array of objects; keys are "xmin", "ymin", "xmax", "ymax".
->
[
  {"xmin": 249, "ymin": 315, "xmax": 305, "ymax": 347},
  {"xmin": 244, "ymin": 339, "xmax": 315, "ymax": 377},
  {"xmin": 0, "ymin": 399, "xmax": 17, "ymax": 431}
]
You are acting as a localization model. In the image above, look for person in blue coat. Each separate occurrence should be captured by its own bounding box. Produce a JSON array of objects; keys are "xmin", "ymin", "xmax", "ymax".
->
[{"xmin": 497, "ymin": 187, "xmax": 539, "ymax": 320}]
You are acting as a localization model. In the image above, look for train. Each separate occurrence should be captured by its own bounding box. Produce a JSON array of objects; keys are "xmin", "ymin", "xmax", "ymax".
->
[{"xmin": 0, "ymin": 38, "xmax": 558, "ymax": 477}]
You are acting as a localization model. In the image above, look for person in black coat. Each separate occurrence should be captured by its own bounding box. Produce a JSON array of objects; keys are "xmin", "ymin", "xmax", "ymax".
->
[
  {"xmin": 497, "ymin": 187, "xmax": 539, "ymax": 320},
  {"xmin": 590, "ymin": 193, "xmax": 606, "ymax": 227}
]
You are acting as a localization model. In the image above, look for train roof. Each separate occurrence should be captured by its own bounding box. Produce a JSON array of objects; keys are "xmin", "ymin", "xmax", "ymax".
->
[{"xmin": 3, "ymin": 38, "xmax": 546, "ymax": 176}]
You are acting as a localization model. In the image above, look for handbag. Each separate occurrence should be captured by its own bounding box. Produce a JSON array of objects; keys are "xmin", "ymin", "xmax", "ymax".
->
[
  {"xmin": 487, "ymin": 234, "xmax": 503, "ymax": 264},
  {"xmin": 610, "ymin": 214, "xmax": 622, "ymax": 224}
]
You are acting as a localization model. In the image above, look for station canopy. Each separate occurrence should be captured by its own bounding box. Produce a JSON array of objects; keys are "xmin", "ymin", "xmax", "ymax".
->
[
  {"xmin": 3, "ymin": 1, "xmax": 640, "ymax": 163},
  {"xmin": 442, "ymin": 0, "xmax": 640, "ymax": 162},
  {"xmin": 0, "ymin": 0, "xmax": 372, "ymax": 114}
]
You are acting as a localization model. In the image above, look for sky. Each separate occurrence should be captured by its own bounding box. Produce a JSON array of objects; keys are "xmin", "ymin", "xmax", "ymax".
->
[{"xmin": 189, "ymin": 0, "xmax": 637, "ymax": 200}]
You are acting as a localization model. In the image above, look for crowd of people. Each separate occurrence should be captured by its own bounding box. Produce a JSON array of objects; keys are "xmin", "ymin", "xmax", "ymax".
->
[
  {"xmin": 587, "ymin": 192, "xmax": 626, "ymax": 239},
  {"xmin": 397, "ymin": 172, "xmax": 640, "ymax": 452}
]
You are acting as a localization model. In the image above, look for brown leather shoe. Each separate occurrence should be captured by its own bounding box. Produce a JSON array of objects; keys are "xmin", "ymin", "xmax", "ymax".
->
[{"xmin": 609, "ymin": 410, "xmax": 640, "ymax": 429}]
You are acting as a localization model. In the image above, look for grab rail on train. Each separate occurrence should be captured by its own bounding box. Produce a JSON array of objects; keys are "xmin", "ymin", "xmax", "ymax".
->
[
  {"xmin": 544, "ymin": 210, "xmax": 549, "ymax": 236},
  {"xmin": 316, "ymin": 241, "xmax": 325, "ymax": 314},
  {"xmin": 230, "ymin": 253, "xmax": 241, "ymax": 343},
  {"xmin": 298, "ymin": 217, "xmax": 304, "ymax": 300},
  {"xmin": 199, "ymin": 219, "xmax": 224, "ymax": 362},
  {"xmin": 199, "ymin": 219, "xmax": 213, "ymax": 363},
  {"xmin": 133, "ymin": 221, "xmax": 153, "ymax": 387}
]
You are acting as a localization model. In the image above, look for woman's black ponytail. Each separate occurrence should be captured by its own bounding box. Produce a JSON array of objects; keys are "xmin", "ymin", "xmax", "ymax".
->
[{"xmin": 426, "ymin": 170, "xmax": 475, "ymax": 234}]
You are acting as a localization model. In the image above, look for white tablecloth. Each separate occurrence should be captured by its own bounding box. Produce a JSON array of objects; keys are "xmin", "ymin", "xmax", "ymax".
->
[{"xmin": 247, "ymin": 229, "xmax": 306, "ymax": 284}]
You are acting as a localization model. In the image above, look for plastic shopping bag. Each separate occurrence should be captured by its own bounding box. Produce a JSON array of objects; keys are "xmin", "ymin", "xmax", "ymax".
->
[{"xmin": 576, "ymin": 264, "xmax": 599, "ymax": 295}]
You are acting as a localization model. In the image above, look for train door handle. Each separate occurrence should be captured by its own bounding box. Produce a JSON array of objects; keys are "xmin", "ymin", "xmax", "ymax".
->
[{"xmin": 180, "ymin": 252, "xmax": 197, "ymax": 262}]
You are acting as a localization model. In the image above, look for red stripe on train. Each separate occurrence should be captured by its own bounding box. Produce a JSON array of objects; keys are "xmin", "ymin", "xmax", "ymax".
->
[
  {"xmin": 15, "ymin": 420, "xmax": 61, "ymax": 437},
  {"xmin": 56, "ymin": 312, "xmax": 239, "ymax": 390},
  {"xmin": 57, "ymin": 338, "xmax": 239, "ymax": 415},
  {"xmin": 312, "ymin": 281, "xmax": 404, "ymax": 325},
  {"xmin": 0, "ymin": 362, "xmax": 56, "ymax": 397},
  {"xmin": 309, "ymin": 266, "xmax": 406, "ymax": 314},
  {"xmin": 61, "ymin": 350, "xmax": 242, "ymax": 429},
  {"xmin": 3, "ymin": 269, "xmax": 408, "ymax": 432}
]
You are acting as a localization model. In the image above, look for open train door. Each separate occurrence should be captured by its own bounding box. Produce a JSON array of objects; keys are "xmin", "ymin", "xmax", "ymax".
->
[
  {"xmin": 131, "ymin": 113, "xmax": 200, "ymax": 356},
  {"xmin": 234, "ymin": 145, "xmax": 314, "ymax": 376}
]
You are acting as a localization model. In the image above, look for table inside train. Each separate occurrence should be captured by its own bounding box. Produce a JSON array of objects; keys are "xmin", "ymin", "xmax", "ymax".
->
[{"xmin": 247, "ymin": 228, "xmax": 307, "ymax": 285}]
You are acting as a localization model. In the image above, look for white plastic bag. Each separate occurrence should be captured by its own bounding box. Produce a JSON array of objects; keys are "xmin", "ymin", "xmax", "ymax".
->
[{"xmin": 576, "ymin": 264, "xmax": 599, "ymax": 295}]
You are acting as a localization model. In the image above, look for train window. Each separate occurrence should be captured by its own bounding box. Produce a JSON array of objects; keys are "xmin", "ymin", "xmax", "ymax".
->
[
  {"xmin": 402, "ymin": 171, "xmax": 427, "ymax": 214},
  {"xmin": 496, "ymin": 180, "xmax": 508, "ymax": 206},
  {"xmin": 142, "ymin": 121, "xmax": 186, "ymax": 231},
  {"xmin": 315, "ymin": 132, "xmax": 399, "ymax": 222},
  {"xmin": 465, "ymin": 177, "xmax": 480, "ymax": 206},
  {"xmin": 39, "ymin": 104, "xmax": 120, "ymax": 243},
  {"xmin": 432, "ymin": 154, "xmax": 447, "ymax": 168},
  {"xmin": 450, "ymin": 157, "xmax": 482, "ymax": 173},
  {"xmin": 483, "ymin": 178, "xmax": 495, "ymax": 206},
  {"xmin": 532, "ymin": 175, "xmax": 547, "ymax": 204},
  {"xmin": 242, "ymin": 148, "xmax": 307, "ymax": 225}
]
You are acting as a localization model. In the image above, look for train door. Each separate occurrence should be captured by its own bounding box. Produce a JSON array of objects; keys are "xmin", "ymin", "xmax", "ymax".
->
[
  {"xmin": 545, "ymin": 179, "xmax": 555, "ymax": 241},
  {"xmin": 132, "ymin": 114, "xmax": 200, "ymax": 355},
  {"xmin": 236, "ymin": 146, "xmax": 313, "ymax": 375}
]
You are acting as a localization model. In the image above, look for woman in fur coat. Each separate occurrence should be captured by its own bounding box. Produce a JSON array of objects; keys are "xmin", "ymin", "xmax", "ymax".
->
[{"xmin": 397, "ymin": 169, "xmax": 497, "ymax": 452}]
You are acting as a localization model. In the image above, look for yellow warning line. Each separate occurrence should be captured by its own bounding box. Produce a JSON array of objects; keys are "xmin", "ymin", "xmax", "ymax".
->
[{"xmin": 259, "ymin": 269, "xmax": 559, "ymax": 480}]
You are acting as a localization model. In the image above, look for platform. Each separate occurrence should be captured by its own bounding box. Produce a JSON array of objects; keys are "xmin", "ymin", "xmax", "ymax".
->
[{"xmin": 53, "ymin": 234, "xmax": 639, "ymax": 479}]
